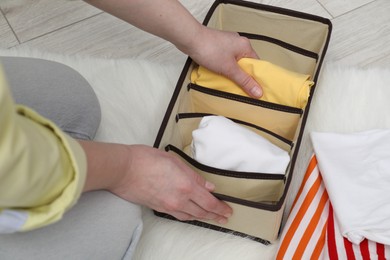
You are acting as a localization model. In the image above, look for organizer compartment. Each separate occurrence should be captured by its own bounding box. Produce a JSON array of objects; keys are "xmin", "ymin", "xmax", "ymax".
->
[
  {"xmin": 241, "ymin": 33, "xmax": 318, "ymax": 75},
  {"xmin": 153, "ymin": 0, "xmax": 332, "ymax": 243},
  {"xmin": 187, "ymin": 83, "xmax": 302, "ymax": 140},
  {"xmin": 166, "ymin": 145, "xmax": 285, "ymax": 202},
  {"xmin": 170, "ymin": 113, "xmax": 292, "ymax": 203},
  {"xmin": 206, "ymin": 2, "xmax": 330, "ymax": 56},
  {"xmin": 175, "ymin": 113, "xmax": 293, "ymax": 154}
]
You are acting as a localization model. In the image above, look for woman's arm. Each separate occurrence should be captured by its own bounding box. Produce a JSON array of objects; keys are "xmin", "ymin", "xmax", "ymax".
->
[
  {"xmin": 85, "ymin": 0, "xmax": 263, "ymax": 98},
  {"xmin": 79, "ymin": 140, "xmax": 232, "ymax": 224}
]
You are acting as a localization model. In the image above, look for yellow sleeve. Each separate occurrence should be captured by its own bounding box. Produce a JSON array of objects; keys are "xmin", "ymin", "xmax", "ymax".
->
[{"xmin": 0, "ymin": 66, "xmax": 87, "ymax": 233}]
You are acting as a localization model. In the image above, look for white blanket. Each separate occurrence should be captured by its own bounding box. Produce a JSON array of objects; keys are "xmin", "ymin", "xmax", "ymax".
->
[{"xmin": 2, "ymin": 48, "xmax": 390, "ymax": 260}]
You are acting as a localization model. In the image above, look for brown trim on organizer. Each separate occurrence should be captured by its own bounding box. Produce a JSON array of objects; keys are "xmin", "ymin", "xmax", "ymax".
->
[
  {"xmin": 212, "ymin": 192, "xmax": 281, "ymax": 211},
  {"xmin": 166, "ymin": 144, "xmax": 286, "ymax": 180},
  {"xmin": 154, "ymin": 211, "xmax": 271, "ymax": 245},
  {"xmin": 176, "ymin": 112, "xmax": 294, "ymax": 147},
  {"xmin": 204, "ymin": 0, "xmax": 332, "ymax": 26},
  {"xmin": 238, "ymin": 32, "xmax": 319, "ymax": 60},
  {"xmin": 175, "ymin": 112, "xmax": 214, "ymax": 122},
  {"xmin": 188, "ymin": 83, "xmax": 303, "ymax": 114},
  {"xmin": 153, "ymin": 57, "xmax": 193, "ymax": 148}
]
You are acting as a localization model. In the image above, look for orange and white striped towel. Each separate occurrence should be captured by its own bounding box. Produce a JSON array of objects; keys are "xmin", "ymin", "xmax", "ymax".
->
[
  {"xmin": 276, "ymin": 155, "xmax": 389, "ymax": 260},
  {"xmin": 276, "ymin": 155, "xmax": 329, "ymax": 259}
]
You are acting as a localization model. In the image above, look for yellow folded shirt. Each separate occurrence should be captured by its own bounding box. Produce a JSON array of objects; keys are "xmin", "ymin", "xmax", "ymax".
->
[{"xmin": 190, "ymin": 58, "xmax": 314, "ymax": 108}]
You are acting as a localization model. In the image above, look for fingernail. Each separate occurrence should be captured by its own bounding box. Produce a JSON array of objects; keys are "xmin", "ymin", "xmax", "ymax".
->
[
  {"xmin": 205, "ymin": 181, "xmax": 215, "ymax": 191},
  {"xmin": 250, "ymin": 87, "xmax": 262, "ymax": 98},
  {"xmin": 218, "ymin": 218, "xmax": 228, "ymax": 225},
  {"xmin": 224, "ymin": 212, "xmax": 232, "ymax": 218}
]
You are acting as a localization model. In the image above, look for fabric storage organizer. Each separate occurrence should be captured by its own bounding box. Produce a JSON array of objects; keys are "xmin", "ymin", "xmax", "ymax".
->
[{"xmin": 153, "ymin": 0, "xmax": 332, "ymax": 244}]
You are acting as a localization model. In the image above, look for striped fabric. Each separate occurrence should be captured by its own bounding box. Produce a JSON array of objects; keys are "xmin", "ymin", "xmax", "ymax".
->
[
  {"xmin": 324, "ymin": 204, "xmax": 389, "ymax": 260},
  {"xmin": 276, "ymin": 155, "xmax": 389, "ymax": 260}
]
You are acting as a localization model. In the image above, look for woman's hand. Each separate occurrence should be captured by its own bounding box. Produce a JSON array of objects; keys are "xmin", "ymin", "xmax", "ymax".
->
[
  {"xmin": 182, "ymin": 27, "xmax": 263, "ymax": 98},
  {"xmin": 80, "ymin": 141, "xmax": 232, "ymax": 224},
  {"xmin": 115, "ymin": 145, "xmax": 232, "ymax": 223}
]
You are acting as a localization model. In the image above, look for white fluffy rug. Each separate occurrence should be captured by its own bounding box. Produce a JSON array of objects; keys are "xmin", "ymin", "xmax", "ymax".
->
[{"xmin": 1, "ymin": 48, "xmax": 390, "ymax": 260}]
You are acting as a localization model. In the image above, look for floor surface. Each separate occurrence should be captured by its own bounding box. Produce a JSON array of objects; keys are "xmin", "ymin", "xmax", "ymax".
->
[{"xmin": 0, "ymin": 0, "xmax": 389, "ymax": 67}]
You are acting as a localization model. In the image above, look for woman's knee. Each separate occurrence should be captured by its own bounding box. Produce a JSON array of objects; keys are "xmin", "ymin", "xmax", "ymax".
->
[{"xmin": 1, "ymin": 56, "xmax": 101, "ymax": 140}]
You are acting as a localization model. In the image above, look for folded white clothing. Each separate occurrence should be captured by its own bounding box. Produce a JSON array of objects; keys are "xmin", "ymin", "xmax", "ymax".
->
[
  {"xmin": 311, "ymin": 129, "xmax": 390, "ymax": 245},
  {"xmin": 191, "ymin": 116, "xmax": 290, "ymax": 173}
]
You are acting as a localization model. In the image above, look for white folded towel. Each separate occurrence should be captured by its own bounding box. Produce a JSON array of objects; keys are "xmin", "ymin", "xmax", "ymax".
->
[
  {"xmin": 191, "ymin": 116, "xmax": 290, "ymax": 173},
  {"xmin": 311, "ymin": 129, "xmax": 390, "ymax": 245}
]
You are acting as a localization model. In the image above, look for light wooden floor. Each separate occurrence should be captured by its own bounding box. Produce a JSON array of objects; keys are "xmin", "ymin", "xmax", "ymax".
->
[{"xmin": 0, "ymin": 0, "xmax": 389, "ymax": 68}]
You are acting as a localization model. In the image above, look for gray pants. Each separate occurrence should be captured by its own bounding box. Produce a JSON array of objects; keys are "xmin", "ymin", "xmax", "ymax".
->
[{"xmin": 0, "ymin": 57, "xmax": 143, "ymax": 260}]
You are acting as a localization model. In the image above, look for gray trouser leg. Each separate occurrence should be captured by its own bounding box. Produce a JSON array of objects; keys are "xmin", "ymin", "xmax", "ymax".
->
[
  {"xmin": 0, "ymin": 57, "xmax": 143, "ymax": 259},
  {"xmin": 1, "ymin": 56, "xmax": 101, "ymax": 140},
  {"xmin": 0, "ymin": 191, "xmax": 144, "ymax": 260}
]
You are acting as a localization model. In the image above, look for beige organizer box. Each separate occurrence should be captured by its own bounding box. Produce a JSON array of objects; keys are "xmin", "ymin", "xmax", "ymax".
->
[{"xmin": 154, "ymin": 0, "xmax": 332, "ymax": 244}]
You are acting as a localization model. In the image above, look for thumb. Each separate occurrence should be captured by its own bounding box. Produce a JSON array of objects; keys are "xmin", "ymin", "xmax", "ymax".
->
[{"xmin": 230, "ymin": 65, "xmax": 263, "ymax": 98}]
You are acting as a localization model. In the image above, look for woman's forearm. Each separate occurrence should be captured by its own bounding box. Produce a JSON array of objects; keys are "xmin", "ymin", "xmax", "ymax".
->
[
  {"xmin": 79, "ymin": 140, "xmax": 129, "ymax": 193},
  {"xmin": 85, "ymin": 0, "xmax": 263, "ymax": 97},
  {"xmin": 85, "ymin": 0, "xmax": 203, "ymax": 55}
]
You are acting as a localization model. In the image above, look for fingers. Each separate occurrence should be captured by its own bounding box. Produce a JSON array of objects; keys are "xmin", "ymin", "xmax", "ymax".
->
[
  {"xmin": 244, "ymin": 46, "xmax": 260, "ymax": 60},
  {"xmin": 190, "ymin": 191, "xmax": 231, "ymax": 224},
  {"xmin": 228, "ymin": 35, "xmax": 262, "ymax": 98},
  {"xmin": 187, "ymin": 28, "xmax": 262, "ymax": 99},
  {"xmin": 157, "ymin": 189, "xmax": 231, "ymax": 224},
  {"xmin": 161, "ymin": 166, "xmax": 232, "ymax": 224},
  {"xmin": 228, "ymin": 63, "xmax": 263, "ymax": 98},
  {"xmin": 192, "ymin": 173, "xmax": 233, "ymax": 221},
  {"xmin": 171, "ymin": 201, "xmax": 228, "ymax": 224}
]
